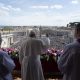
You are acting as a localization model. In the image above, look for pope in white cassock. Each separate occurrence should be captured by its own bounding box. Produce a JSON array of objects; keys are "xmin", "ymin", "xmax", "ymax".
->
[{"xmin": 19, "ymin": 31, "xmax": 48, "ymax": 80}]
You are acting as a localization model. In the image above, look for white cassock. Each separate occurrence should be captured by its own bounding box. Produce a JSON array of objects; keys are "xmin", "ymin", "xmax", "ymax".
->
[{"xmin": 19, "ymin": 37, "xmax": 45, "ymax": 80}]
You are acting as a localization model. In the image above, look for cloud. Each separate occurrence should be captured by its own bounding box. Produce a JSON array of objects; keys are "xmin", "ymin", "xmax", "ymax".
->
[
  {"xmin": 71, "ymin": 0, "xmax": 79, "ymax": 4},
  {"xmin": 0, "ymin": 9, "xmax": 9, "ymax": 16},
  {"xmin": 2, "ymin": 11, "xmax": 80, "ymax": 26},
  {"xmin": 1, "ymin": 6, "xmax": 10, "ymax": 11},
  {"xmin": 0, "ymin": 1, "xmax": 80, "ymax": 26},
  {"xmin": 0, "ymin": 12, "xmax": 69, "ymax": 26},
  {"xmin": 30, "ymin": 4, "xmax": 63, "ymax": 9},
  {"xmin": 30, "ymin": 5, "xmax": 49, "ymax": 9},
  {"xmin": 7, "ymin": 5, "xmax": 21, "ymax": 11},
  {"xmin": 0, "ymin": 3, "xmax": 21, "ymax": 16},
  {"xmin": 69, "ymin": 12, "xmax": 80, "ymax": 22},
  {"xmin": 50, "ymin": 5, "xmax": 63, "ymax": 9}
]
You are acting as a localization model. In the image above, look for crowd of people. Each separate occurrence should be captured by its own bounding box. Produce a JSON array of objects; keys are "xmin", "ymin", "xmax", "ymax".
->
[{"xmin": 0, "ymin": 23, "xmax": 80, "ymax": 80}]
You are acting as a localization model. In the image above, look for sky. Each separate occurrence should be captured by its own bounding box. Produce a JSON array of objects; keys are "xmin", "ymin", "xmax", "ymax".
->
[{"xmin": 0, "ymin": 0, "xmax": 80, "ymax": 26}]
